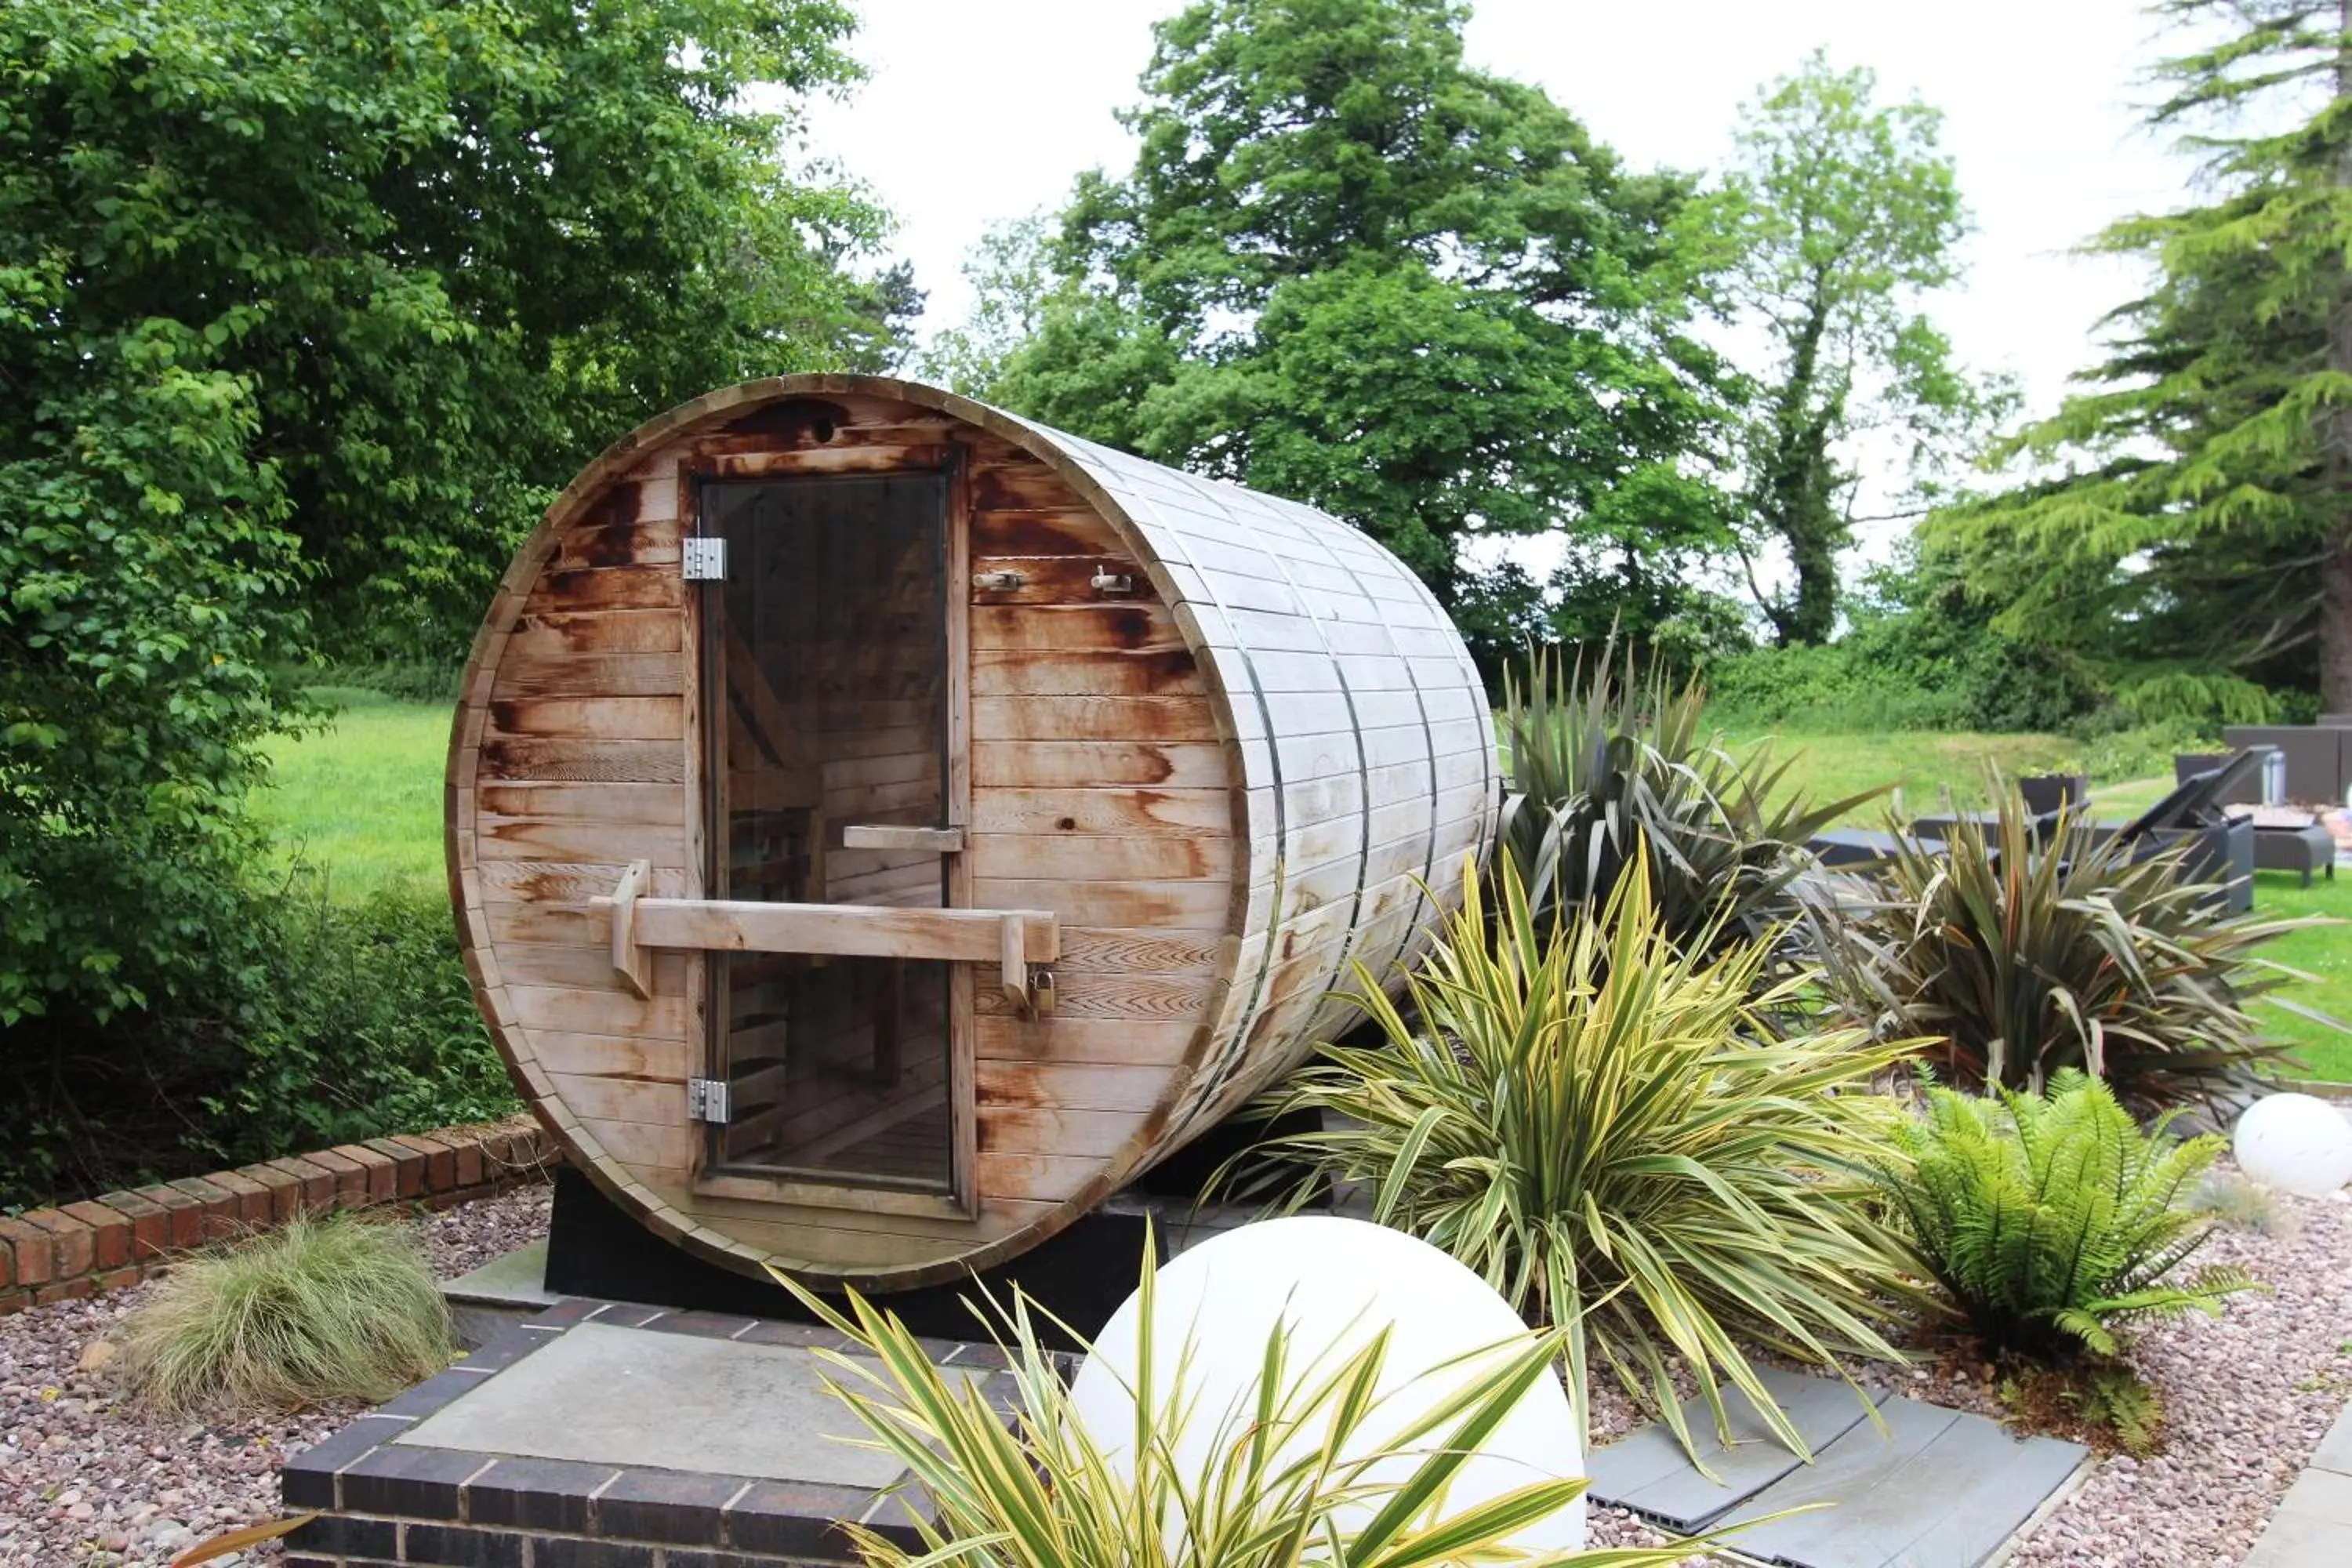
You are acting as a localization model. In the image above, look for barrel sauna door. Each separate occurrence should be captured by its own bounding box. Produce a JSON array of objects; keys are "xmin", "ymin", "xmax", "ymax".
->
[{"xmin": 699, "ymin": 474, "xmax": 960, "ymax": 1195}]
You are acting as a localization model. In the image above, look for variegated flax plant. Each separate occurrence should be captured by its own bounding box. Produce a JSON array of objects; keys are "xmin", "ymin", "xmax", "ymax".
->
[
  {"xmin": 1226, "ymin": 853, "xmax": 1928, "ymax": 1466},
  {"xmin": 766, "ymin": 1246, "xmax": 1737, "ymax": 1568}
]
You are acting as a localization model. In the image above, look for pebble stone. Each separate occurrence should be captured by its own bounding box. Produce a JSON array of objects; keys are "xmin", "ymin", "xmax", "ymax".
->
[
  {"xmin": 0, "ymin": 1183, "xmax": 550, "ymax": 1566},
  {"xmin": 4, "ymin": 1160, "xmax": 2347, "ymax": 1566}
]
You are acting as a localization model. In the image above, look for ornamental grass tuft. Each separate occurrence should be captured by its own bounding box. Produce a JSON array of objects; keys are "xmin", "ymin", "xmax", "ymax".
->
[
  {"xmin": 118, "ymin": 1213, "xmax": 453, "ymax": 1415},
  {"xmin": 1227, "ymin": 852, "xmax": 1925, "ymax": 1462}
]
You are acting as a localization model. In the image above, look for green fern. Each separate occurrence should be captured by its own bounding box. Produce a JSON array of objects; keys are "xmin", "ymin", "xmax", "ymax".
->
[{"xmin": 1875, "ymin": 1072, "xmax": 2259, "ymax": 1359}]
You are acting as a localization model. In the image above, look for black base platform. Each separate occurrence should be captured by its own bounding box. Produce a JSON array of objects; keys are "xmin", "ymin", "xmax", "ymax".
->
[{"xmin": 543, "ymin": 1164, "xmax": 1156, "ymax": 1350}]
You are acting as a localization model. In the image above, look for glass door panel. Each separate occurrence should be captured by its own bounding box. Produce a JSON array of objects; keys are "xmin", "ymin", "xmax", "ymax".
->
[{"xmin": 700, "ymin": 474, "xmax": 953, "ymax": 1191}]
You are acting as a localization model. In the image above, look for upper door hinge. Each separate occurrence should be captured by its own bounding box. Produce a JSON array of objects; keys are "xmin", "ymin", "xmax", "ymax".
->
[
  {"xmin": 682, "ymin": 537, "xmax": 728, "ymax": 581},
  {"xmin": 687, "ymin": 1076, "xmax": 732, "ymax": 1123}
]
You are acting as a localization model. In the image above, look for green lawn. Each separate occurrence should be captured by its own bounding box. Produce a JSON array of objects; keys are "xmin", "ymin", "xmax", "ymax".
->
[
  {"xmin": 249, "ymin": 689, "xmax": 448, "ymax": 899},
  {"xmin": 257, "ymin": 698, "xmax": 2348, "ymax": 1079},
  {"xmin": 1722, "ymin": 728, "xmax": 2090, "ymax": 825}
]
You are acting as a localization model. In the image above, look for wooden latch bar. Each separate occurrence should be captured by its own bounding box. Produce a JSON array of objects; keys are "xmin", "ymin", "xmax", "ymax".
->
[{"xmin": 593, "ymin": 861, "xmax": 1060, "ymax": 1012}]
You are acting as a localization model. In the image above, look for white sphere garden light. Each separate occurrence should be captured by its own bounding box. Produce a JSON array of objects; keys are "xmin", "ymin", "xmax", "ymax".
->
[
  {"xmin": 1069, "ymin": 1214, "xmax": 1586, "ymax": 1554},
  {"xmin": 2234, "ymin": 1091, "xmax": 2352, "ymax": 1197}
]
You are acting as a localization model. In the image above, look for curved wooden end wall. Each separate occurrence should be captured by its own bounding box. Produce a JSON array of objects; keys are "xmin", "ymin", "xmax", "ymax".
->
[{"xmin": 447, "ymin": 375, "xmax": 1494, "ymax": 1290}]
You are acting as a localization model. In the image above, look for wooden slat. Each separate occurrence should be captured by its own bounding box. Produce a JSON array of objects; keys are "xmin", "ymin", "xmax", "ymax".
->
[
  {"xmin": 970, "ymin": 787, "xmax": 1232, "ymax": 837},
  {"xmin": 978, "ymin": 1107, "xmax": 1138, "ymax": 1159},
  {"xmin": 478, "ymin": 738, "xmax": 686, "ymax": 784},
  {"xmin": 1055, "ymin": 928, "xmax": 1228, "ymax": 974},
  {"xmin": 487, "ymin": 696, "xmax": 683, "ymax": 741},
  {"xmin": 968, "ymin": 556, "xmax": 1156, "ymax": 604},
  {"xmin": 970, "ymin": 646, "xmax": 1204, "ymax": 697},
  {"xmin": 967, "ymin": 833, "xmax": 1232, "ymax": 882},
  {"xmin": 971, "ymin": 878, "xmax": 1231, "ymax": 929},
  {"xmin": 970, "ymin": 604, "xmax": 1185, "ymax": 653},
  {"xmin": 498, "ymin": 944, "xmax": 687, "ymax": 994},
  {"xmin": 971, "ymin": 695, "xmax": 1218, "ymax": 743},
  {"xmin": 975, "ymin": 1015, "xmax": 1203, "ymax": 1066},
  {"xmin": 973, "ymin": 742, "xmax": 1229, "ymax": 789},
  {"xmin": 972, "ymin": 1152, "xmax": 1100, "ymax": 1203},
  {"xmin": 475, "ymin": 818, "xmax": 686, "ymax": 865},
  {"xmin": 976, "ymin": 1061, "xmax": 1172, "ymax": 1114},
  {"xmin": 475, "ymin": 862, "xmax": 690, "ymax": 906},
  {"xmin": 577, "ymin": 1114, "xmax": 693, "ymax": 1172},
  {"xmin": 503, "ymin": 608, "xmax": 683, "ymax": 658},
  {"xmin": 967, "ymin": 511, "xmax": 1123, "ymax": 561},
  {"xmin": 547, "ymin": 1072, "xmax": 681, "ymax": 1124},
  {"xmin": 510, "ymin": 983, "xmax": 686, "ymax": 1037},
  {"xmin": 491, "ymin": 651, "xmax": 685, "ymax": 699},
  {"xmin": 527, "ymin": 565, "xmax": 683, "ymax": 613},
  {"xmin": 478, "ymin": 782, "xmax": 681, "ymax": 824},
  {"xmin": 526, "ymin": 1032, "xmax": 691, "ymax": 1081},
  {"xmin": 976, "ymin": 970, "xmax": 1218, "ymax": 1022},
  {"xmin": 552, "ymin": 520, "xmax": 681, "ymax": 572}
]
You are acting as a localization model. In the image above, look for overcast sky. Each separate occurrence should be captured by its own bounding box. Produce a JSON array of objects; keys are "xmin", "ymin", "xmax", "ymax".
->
[
  {"xmin": 792, "ymin": 0, "xmax": 2207, "ymax": 583},
  {"xmin": 799, "ymin": 0, "xmax": 2194, "ymax": 422}
]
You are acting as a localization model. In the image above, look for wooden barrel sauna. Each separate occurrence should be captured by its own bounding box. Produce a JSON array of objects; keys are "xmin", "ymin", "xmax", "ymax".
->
[{"xmin": 447, "ymin": 374, "xmax": 1496, "ymax": 1288}]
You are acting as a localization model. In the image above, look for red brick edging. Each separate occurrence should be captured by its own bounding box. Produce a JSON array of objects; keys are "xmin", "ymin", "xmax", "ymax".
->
[{"xmin": 0, "ymin": 1114, "xmax": 554, "ymax": 1315}]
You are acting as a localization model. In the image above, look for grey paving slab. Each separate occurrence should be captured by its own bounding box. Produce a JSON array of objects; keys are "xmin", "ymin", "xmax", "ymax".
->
[
  {"xmin": 2309, "ymin": 1401, "xmax": 2352, "ymax": 1478},
  {"xmin": 1585, "ymin": 1367, "xmax": 1889, "ymax": 1530},
  {"xmin": 1716, "ymin": 1399, "xmax": 2085, "ymax": 1568},
  {"xmin": 395, "ymin": 1320, "xmax": 964, "ymax": 1487},
  {"xmin": 441, "ymin": 1239, "xmax": 560, "ymax": 1308},
  {"xmin": 2243, "ymin": 1506, "xmax": 2352, "ymax": 1568},
  {"xmin": 2271, "ymin": 1468, "xmax": 2352, "ymax": 1530}
]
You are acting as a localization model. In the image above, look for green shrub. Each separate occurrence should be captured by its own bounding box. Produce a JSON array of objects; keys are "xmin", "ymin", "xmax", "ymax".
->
[
  {"xmin": 1497, "ymin": 642, "xmax": 1871, "ymax": 956},
  {"xmin": 209, "ymin": 883, "xmax": 520, "ymax": 1162},
  {"xmin": 0, "ymin": 878, "xmax": 517, "ymax": 1207},
  {"xmin": 1815, "ymin": 793, "xmax": 2306, "ymax": 1118},
  {"xmin": 770, "ymin": 1245, "xmax": 1724, "ymax": 1568},
  {"xmin": 1871, "ymin": 1073, "xmax": 2256, "ymax": 1361},
  {"xmin": 118, "ymin": 1214, "xmax": 454, "ymax": 1414},
  {"xmin": 1229, "ymin": 855, "xmax": 1921, "ymax": 1461}
]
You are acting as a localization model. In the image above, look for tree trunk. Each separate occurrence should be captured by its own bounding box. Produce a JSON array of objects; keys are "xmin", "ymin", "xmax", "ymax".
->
[
  {"xmin": 1756, "ymin": 287, "xmax": 1844, "ymax": 645},
  {"xmin": 2324, "ymin": 0, "xmax": 2352, "ymax": 711}
]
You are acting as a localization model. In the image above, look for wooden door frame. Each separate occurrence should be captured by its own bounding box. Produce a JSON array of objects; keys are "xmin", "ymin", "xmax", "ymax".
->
[{"xmin": 678, "ymin": 446, "xmax": 979, "ymax": 1219}]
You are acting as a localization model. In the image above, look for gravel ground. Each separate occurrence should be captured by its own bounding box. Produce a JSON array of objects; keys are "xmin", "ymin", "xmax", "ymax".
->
[
  {"xmin": 1584, "ymin": 1166, "xmax": 2352, "ymax": 1566},
  {"xmin": 3, "ymin": 1168, "xmax": 2347, "ymax": 1567},
  {"xmin": 0, "ymin": 1183, "xmax": 550, "ymax": 1568}
]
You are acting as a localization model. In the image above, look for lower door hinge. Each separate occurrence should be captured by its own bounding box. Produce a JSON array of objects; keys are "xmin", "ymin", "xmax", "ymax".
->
[{"xmin": 687, "ymin": 1077, "xmax": 732, "ymax": 1124}]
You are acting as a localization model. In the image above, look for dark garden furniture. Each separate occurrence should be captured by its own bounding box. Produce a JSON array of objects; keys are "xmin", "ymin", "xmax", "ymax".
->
[
  {"xmin": 2223, "ymin": 724, "xmax": 2352, "ymax": 804},
  {"xmin": 2232, "ymin": 804, "xmax": 2337, "ymax": 886},
  {"xmin": 1810, "ymin": 750, "xmax": 2263, "ymax": 913},
  {"xmin": 2019, "ymin": 773, "xmax": 2086, "ymax": 815}
]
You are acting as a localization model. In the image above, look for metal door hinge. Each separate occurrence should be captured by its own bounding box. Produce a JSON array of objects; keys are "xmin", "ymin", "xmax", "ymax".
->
[
  {"xmin": 687, "ymin": 1077, "xmax": 732, "ymax": 1123},
  {"xmin": 682, "ymin": 537, "xmax": 728, "ymax": 580}
]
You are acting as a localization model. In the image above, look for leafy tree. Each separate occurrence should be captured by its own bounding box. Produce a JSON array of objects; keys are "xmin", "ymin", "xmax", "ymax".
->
[
  {"xmin": 1682, "ymin": 53, "xmax": 1991, "ymax": 645},
  {"xmin": 1941, "ymin": 2, "xmax": 2352, "ymax": 709},
  {"xmin": 957, "ymin": 0, "xmax": 1739, "ymax": 670},
  {"xmin": 0, "ymin": 0, "xmax": 887, "ymax": 1181}
]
